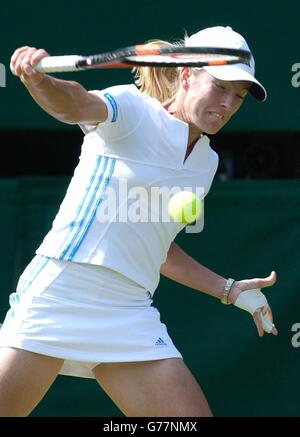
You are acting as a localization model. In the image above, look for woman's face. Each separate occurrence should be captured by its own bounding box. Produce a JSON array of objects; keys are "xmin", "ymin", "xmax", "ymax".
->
[{"xmin": 179, "ymin": 68, "xmax": 251, "ymax": 135}]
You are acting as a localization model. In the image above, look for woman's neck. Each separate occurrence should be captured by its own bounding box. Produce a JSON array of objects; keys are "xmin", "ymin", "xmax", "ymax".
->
[
  {"xmin": 187, "ymin": 126, "xmax": 203, "ymax": 147},
  {"xmin": 163, "ymin": 97, "xmax": 203, "ymax": 148}
]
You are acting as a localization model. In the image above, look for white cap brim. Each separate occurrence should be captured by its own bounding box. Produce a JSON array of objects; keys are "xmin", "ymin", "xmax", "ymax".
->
[{"xmin": 204, "ymin": 64, "xmax": 267, "ymax": 102}]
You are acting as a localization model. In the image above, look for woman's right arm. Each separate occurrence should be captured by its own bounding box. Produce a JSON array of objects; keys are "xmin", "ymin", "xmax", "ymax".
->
[{"xmin": 10, "ymin": 46, "xmax": 108, "ymax": 125}]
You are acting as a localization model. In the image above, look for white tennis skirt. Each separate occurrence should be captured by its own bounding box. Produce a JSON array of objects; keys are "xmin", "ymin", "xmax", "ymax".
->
[{"xmin": 0, "ymin": 255, "xmax": 181, "ymax": 379}]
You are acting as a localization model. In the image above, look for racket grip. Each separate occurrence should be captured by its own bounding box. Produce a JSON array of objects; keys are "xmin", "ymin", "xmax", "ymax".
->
[{"xmin": 33, "ymin": 55, "xmax": 82, "ymax": 73}]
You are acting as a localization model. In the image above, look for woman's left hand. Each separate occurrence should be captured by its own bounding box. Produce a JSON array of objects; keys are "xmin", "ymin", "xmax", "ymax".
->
[{"xmin": 228, "ymin": 271, "xmax": 278, "ymax": 337}]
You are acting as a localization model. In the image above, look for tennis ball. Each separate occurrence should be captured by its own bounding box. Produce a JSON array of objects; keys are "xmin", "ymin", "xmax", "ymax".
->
[{"xmin": 168, "ymin": 191, "xmax": 202, "ymax": 224}]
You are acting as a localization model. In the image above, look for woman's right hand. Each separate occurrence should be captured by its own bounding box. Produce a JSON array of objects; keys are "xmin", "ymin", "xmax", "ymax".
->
[{"xmin": 10, "ymin": 46, "xmax": 49, "ymax": 86}]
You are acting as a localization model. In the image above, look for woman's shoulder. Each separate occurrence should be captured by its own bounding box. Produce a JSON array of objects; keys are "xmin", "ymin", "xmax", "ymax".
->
[
  {"xmin": 101, "ymin": 83, "xmax": 142, "ymax": 99},
  {"xmin": 101, "ymin": 84, "xmax": 163, "ymax": 107}
]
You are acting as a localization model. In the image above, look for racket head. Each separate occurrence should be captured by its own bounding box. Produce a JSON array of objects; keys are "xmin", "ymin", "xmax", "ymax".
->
[
  {"xmin": 77, "ymin": 45, "xmax": 251, "ymax": 70},
  {"xmin": 124, "ymin": 45, "xmax": 251, "ymax": 67}
]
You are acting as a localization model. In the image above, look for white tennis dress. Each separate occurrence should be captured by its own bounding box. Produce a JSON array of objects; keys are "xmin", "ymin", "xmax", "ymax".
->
[{"xmin": 0, "ymin": 84, "xmax": 218, "ymax": 378}]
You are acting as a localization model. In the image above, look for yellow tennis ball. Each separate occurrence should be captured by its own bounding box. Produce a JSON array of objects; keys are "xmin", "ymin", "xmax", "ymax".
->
[{"xmin": 168, "ymin": 191, "xmax": 202, "ymax": 224}]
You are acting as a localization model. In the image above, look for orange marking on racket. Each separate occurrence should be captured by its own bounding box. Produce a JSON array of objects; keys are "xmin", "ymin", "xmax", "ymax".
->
[
  {"xmin": 98, "ymin": 62, "xmax": 132, "ymax": 69},
  {"xmin": 208, "ymin": 60, "xmax": 228, "ymax": 66},
  {"xmin": 135, "ymin": 45, "xmax": 161, "ymax": 56}
]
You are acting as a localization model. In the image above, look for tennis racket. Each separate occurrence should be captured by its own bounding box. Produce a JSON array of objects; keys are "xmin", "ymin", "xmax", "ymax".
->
[{"xmin": 28, "ymin": 44, "xmax": 251, "ymax": 74}]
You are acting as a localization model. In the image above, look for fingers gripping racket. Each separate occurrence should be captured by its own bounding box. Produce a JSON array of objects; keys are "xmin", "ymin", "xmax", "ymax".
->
[{"xmin": 29, "ymin": 44, "xmax": 251, "ymax": 73}]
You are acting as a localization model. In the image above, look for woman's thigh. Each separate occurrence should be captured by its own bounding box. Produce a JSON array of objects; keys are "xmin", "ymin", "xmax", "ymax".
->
[
  {"xmin": 93, "ymin": 358, "xmax": 212, "ymax": 417},
  {"xmin": 0, "ymin": 347, "xmax": 64, "ymax": 416}
]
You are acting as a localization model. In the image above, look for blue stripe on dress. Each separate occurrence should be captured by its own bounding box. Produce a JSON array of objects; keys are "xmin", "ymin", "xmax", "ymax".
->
[
  {"xmin": 17, "ymin": 255, "xmax": 41, "ymax": 293},
  {"xmin": 16, "ymin": 255, "xmax": 49, "ymax": 294},
  {"xmin": 8, "ymin": 255, "xmax": 49, "ymax": 319},
  {"xmin": 103, "ymin": 92, "xmax": 118, "ymax": 122},
  {"xmin": 57, "ymin": 155, "xmax": 106, "ymax": 259},
  {"xmin": 66, "ymin": 158, "xmax": 116, "ymax": 260}
]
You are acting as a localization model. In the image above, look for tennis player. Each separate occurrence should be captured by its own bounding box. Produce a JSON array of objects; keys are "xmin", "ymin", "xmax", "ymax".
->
[{"xmin": 0, "ymin": 26, "xmax": 277, "ymax": 417}]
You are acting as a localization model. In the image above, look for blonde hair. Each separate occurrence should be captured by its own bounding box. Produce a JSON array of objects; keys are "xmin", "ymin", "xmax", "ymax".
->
[{"xmin": 132, "ymin": 39, "xmax": 181, "ymax": 103}]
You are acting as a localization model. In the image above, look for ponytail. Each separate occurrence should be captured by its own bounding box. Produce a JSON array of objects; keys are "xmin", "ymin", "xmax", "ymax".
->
[{"xmin": 132, "ymin": 40, "xmax": 180, "ymax": 103}]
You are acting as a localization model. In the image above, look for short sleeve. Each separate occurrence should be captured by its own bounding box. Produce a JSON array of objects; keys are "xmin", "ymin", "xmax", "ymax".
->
[{"xmin": 80, "ymin": 84, "xmax": 146, "ymax": 139}]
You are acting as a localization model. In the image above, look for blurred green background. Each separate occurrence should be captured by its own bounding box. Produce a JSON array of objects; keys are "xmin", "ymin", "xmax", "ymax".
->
[{"xmin": 1, "ymin": 0, "xmax": 300, "ymax": 130}]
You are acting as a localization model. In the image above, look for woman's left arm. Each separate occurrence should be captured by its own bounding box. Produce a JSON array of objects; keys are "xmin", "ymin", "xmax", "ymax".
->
[{"xmin": 160, "ymin": 241, "xmax": 227, "ymax": 300}]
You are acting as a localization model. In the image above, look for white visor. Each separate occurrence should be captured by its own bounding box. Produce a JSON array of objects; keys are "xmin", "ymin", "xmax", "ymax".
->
[
  {"xmin": 203, "ymin": 63, "xmax": 267, "ymax": 102},
  {"xmin": 185, "ymin": 26, "xmax": 267, "ymax": 102}
]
